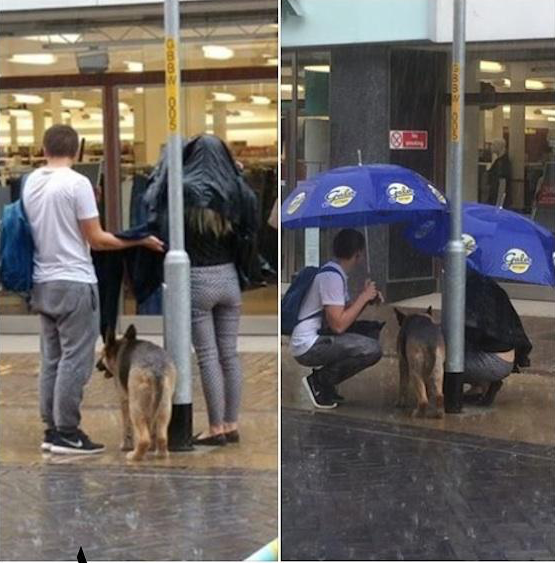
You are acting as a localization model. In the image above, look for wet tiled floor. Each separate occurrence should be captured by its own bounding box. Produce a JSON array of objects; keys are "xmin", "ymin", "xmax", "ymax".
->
[
  {"xmin": 0, "ymin": 465, "xmax": 276, "ymax": 561},
  {"xmin": 0, "ymin": 351, "xmax": 277, "ymax": 560},
  {"xmin": 281, "ymin": 409, "xmax": 555, "ymax": 561}
]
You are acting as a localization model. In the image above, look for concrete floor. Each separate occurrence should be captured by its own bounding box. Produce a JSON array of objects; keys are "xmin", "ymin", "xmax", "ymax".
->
[
  {"xmin": 282, "ymin": 355, "xmax": 555, "ymax": 447},
  {"xmin": 0, "ymin": 348, "xmax": 278, "ymax": 560}
]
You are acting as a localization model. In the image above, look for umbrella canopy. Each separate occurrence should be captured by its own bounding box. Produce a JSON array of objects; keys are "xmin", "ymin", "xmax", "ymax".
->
[
  {"xmin": 404, "ymin": 202, "xmax": 555, "ymax": 286},
  {"xmin": 281, "ymin": 164, "xmax": 448, "ymax": 229}
]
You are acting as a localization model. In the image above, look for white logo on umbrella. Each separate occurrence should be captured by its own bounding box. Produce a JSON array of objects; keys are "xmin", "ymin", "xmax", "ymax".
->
[
  {"xmin": 324, "ymin": 186, "xmax": 356, "ymax": 208},
  {"xmin": 387, "ymin": 183, "xmax": 414, "ymax": 205},
  {"xmin": 427, "ymin": 184, "xmax": 447, "ymax": 204},
  {"xmin": 286, "ymin": 192, "xmax": 306, "ymax": 215},
  {"xmin": 462, "ymin": 233, "xmax": 477, "ymax": 256},
  {"xmin": 502, "ymin": 248, "xmax": 532, "ymax": 274},
  {"xmin": 414, "ymin": 220, "xmax": 436, "ymax": 240}
]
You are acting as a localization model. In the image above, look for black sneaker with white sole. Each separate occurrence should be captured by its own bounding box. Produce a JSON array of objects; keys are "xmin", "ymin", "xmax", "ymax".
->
[
  {"xmin": 50, "ymin": 429, "xmax": 105, "ymax": 455},
  {"xmin": 302, "ymin": 373, "xmax": 338, "ymax": 409},
  {"xmin": 41, "ymin": 429, "xmax": 57, "ymax": 452}
]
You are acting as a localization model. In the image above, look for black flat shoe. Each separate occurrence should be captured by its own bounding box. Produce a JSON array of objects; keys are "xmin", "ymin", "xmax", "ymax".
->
[
  {"xmin": 225, "ymin": 430, "xmax": 240, "ymax": 443},
  {"xmin": 192, "ymin": 433, "xmax": 227, "ymax": 446},
  {"xmin": 463, "ymin": 393, "xmax": 484, "ymax": 405}
]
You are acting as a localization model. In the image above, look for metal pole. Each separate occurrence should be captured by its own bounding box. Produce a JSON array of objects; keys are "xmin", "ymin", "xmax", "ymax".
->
[
  {"xmin": 442, "ymin": 0, "xmax": 466, "ymax": 413},
  {"xmin": 163, "ymin": 0, "xmax": 193, "ymax": 449}
]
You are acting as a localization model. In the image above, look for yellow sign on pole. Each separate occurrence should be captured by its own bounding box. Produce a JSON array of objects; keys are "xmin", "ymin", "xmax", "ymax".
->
[
  {"xmin": 451, "ymin": 62, "xmax": 461, "ymax": 143},
  {"xmin": 165, "ymin": 37, "xmax": 180, "ymax": 134}
]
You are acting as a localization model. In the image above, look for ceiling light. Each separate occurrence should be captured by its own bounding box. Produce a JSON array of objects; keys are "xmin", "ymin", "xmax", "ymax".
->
[
  {"xmin": 202, "ymin": 45, "xmax": 234, "ymax": 60},
  {"xmin": 250, "ymin": 95, "xmax": 271, "ymax": 105},
  {"xmin": 135, "ymin": 87, "xmax": 144, "ymax": 94},
  {"xmin": 503, "ymin": 78, "xmax": 511, "ymax": 88},
  {"xmin": 9, "ymin": 53, "xmax": 57, "ymax": 65},
  {"xmin": 212, "ymin": 92, "xmax": 236, "ymax": 103},
  {"xmin": 305, "ymin": 65, "xmax": 330, "ymax": 73},
  {"xmin": 540, "ymin": 109, "xmax": 555, "ymax": 116},
  {"xmin": 8, "ymin": 109, "xmax": 32, "ymax": 117},
  {"xmin": 503, "ymin": 105, "xmax": 511, "ymax": 113},
  {"xmin": 61, "ymin": 98, "xmax": 85, "ymax": 109},
  {"xmin": 125, "ymin": 61, "xmax": 144, "ymax": 73},
  {"xmin": 480, "ymin": 60, "xmax": 504, "ymax": 73},
  {"xmin": 525, "ymin": 79, "xmax": 546, "ymax": 90},
  {"xmin": 24, "ymin": 34, "xmax": 80, "ymax": 44},
  {"xmin": 13, "ymin": 94, "xmax": 44, "ymax": 105},
  {"xmin": 280, "ymin": 84, "xmax": 305, "ymax": 93}
]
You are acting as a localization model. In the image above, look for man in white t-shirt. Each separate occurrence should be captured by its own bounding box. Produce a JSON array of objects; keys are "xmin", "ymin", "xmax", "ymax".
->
[
  {"xmin": 290, "ymin": 229, "xmax": 383, "ymax": 409},
  {"xmin": 24, "ymin": 125, "xmax": 164, "ymax": 455}
]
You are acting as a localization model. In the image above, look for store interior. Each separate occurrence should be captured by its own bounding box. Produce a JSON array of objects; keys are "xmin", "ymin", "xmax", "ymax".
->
[{"xmin": 0, "ymin": 13, "xmax": 278, "ymax": 317}]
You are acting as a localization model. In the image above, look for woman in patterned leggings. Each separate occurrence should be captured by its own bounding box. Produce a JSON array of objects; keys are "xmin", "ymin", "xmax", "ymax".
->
[{"xmin": 187, "ymin": 208, "xmax": 243, "ymax": 446}]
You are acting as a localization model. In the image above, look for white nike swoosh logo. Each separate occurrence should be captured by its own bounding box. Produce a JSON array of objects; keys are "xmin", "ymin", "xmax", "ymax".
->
[{"xmin": 61, "ymin": 438, "xmax": 83, "ymax": 448}]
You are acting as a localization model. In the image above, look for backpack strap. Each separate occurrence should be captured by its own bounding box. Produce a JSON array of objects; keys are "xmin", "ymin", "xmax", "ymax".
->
[
  {"xmin": 19, "ymin": 173, "xmax": 30, "ymax": 220},
  {"xmin": 297, "ymin": 265, "xmax": 345, "ymax": 324}
]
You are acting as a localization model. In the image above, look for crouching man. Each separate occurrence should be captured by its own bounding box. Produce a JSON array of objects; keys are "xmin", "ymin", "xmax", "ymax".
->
[{"xmin": 290, "ymin": 229, "xmax": 383, "ymax": 409}]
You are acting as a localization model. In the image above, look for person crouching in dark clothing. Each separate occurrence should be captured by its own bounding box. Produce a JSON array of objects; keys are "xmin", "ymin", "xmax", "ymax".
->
[{"xmin": 463, "ymin": 268, "xmax": 532, "ymax": 406}]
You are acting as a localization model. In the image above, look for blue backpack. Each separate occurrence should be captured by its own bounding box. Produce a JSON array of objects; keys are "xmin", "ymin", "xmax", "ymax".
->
[
  {"xmin": 281, "ymin": 265, "xmax": 342, "ymax": 335},
  {"xmin": 0, "ymin": 177, "xmax": 34, "ymax": 293}
]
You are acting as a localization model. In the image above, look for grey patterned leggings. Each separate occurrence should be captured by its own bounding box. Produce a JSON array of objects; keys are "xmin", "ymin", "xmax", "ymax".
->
[{"xmin": 191, "ymin": 263, "xmax": 242, "ymax": 427}]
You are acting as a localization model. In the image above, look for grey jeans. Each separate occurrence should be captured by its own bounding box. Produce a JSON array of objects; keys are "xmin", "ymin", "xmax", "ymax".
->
[
  {"xmin": 191, "ymin": 263, "xmax": 242, "ymax": 427},
  {"xmin": 295, "ymin": 333, "xmax": 382, "ymax": 389},
  {"xmin": 463, "ymin": 348, "xmax": 513, "ymax": 385},
  {"xmin": 31, "ymin": 281, "xmax": 100, "ymax": 433}
]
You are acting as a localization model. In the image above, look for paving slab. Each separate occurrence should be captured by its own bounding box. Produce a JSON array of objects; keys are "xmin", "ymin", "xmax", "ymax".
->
[{"xmin": 281, "ymin": 408, "xmax": 555, "ymax": 561}]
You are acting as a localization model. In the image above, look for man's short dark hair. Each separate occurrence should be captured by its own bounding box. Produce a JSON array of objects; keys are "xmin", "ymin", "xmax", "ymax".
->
[
  {"xmin": 43, "ymin": 125, "xmax": 79, "ymax": 158},
  {"xmin": 332, "ymin": 228, "xmax": 365, "ymax": 259}
]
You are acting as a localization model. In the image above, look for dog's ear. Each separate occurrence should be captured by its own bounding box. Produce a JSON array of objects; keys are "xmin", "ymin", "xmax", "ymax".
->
[
  {"xmin": 426, "ymin": 306, "xmax": 433, "ymax": 316},
  {"xmin": 394, "ymin": 307, "xmax": 405, "ymax": 326},
  {"xmin": 124, "ymin": 324, "xmax": 137, "ymax": 341}
]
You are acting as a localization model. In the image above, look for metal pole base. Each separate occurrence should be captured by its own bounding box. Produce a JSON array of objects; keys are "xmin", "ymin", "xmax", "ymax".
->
[
  {"xmin": 443, "ymin": 371, "xmax": 465, "ymax": 413},
  {"xmin": 168, "ymin": 403, "xmax": 194, "ymax": 451}
]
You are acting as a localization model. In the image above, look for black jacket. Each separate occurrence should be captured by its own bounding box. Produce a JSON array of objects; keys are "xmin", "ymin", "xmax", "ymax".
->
[
  {"xmin": 465, "ymin": 269, "xmax": 532, "ymax": 370},
  {"xmin": 117, "ymin": 134, "xmax": 260, "ymax": 302}
]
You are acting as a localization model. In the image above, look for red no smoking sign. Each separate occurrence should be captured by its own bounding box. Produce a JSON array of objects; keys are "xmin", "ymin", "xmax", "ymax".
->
[{"xmin": 389, "ymin": 130, "xmax": 428, "ymax": 150}]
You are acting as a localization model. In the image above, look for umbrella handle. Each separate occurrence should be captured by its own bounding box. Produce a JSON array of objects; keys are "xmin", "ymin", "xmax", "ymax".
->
[{"xmin": 364, "ymin": 227, "xmax": 372, "ymax": 278}]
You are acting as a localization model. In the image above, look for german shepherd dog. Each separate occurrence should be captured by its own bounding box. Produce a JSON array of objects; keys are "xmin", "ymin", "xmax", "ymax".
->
[
  {"xmin": 102, "ymin": 325, "xmax": 176, "ymax": 461},
  {"xmin": 394, "ymin": 307, "xmax": 445, "ymax": 418}
]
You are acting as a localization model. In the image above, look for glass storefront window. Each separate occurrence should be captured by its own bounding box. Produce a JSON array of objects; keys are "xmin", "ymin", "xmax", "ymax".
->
[
  {"xmin": 0, "ymin": 88, "xmax": 104, "ymax": 315},
  {"xmin": 117, "ymin": 80, "xmax": 278, "ymax": 316},
  {"xmin": 0, "ymin": 8, "xmax": 277, "ymax": 78},
  {"xmin": 478, "ymin": 103, "xmax": 555, "ymax": 230}
]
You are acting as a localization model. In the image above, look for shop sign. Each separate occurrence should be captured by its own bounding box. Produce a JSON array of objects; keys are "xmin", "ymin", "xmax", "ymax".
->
[{"xmin": 389, "ymin": 130, "xmax": 428, "ymax": 150}]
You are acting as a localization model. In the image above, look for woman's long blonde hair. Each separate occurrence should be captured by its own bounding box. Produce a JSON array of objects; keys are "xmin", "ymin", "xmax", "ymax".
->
[{"xmin": 187, "ymin": 207, "xmax": 233, "ymax": 238}]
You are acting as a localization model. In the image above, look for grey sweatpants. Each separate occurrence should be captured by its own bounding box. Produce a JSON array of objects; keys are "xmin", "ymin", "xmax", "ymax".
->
[
  {"xmin": 31, "ymin": 281, "xmax": 99, "ymax": 433},
  {"xmin": 295, "ymin": 333, "xmax": 382, "ymax": 388},
  {"xmin": 191, "ymin": 263, "xmax": 242, "ymax": 427}
]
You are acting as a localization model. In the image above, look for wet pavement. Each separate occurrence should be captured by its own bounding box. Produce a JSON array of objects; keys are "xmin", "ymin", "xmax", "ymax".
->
[
  {"xmin": 281, "ymin": 408, "xmax": 555, "ymax": 561},
  {"xmin": 0, "ymin": 465, "xmax": 276, "ymax": 561},
  {"xmin": 0, "ymin": 350, "xmax": 277, "ymax": 560}
]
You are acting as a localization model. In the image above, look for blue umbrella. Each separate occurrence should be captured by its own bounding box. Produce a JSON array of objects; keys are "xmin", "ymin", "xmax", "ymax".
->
[
  {"xmin": 281, "ymin": 164, "xmax": 448, "ymax": 229},
  {"xmin": 405, "ymin": 202, "xmax": 555, "ymax": 286}
]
